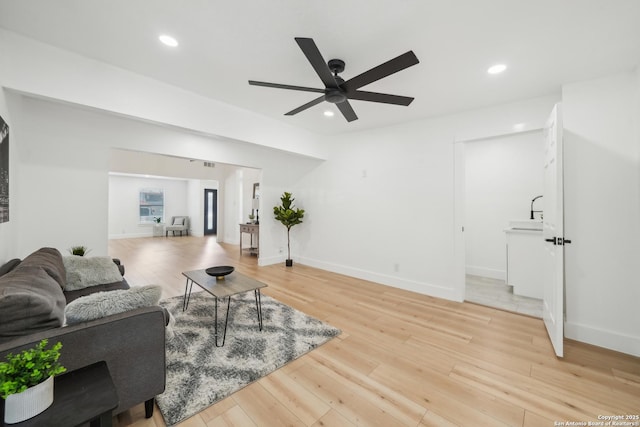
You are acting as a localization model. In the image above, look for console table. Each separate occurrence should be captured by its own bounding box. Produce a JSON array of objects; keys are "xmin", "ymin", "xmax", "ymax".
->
[
  {"xmin": 1, "ymin": 361, "xmax": 118, "ymax": 427},
  {"xmin": 239, "ymin": 223, "xmax": 259, "ymax": 256}
]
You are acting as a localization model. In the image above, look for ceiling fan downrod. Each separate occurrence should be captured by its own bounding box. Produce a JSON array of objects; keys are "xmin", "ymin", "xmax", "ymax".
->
[{"xmin": 325, "ymin": 59, "xmax": 347, "ymax": 103}]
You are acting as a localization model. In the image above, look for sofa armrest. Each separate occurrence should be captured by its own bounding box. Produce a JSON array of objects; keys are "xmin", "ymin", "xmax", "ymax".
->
[
  {"xmin": 112, "ymin": 258, "xmax": 125, "ymax": 276},
  {"xmin": 0, "ymin": 306, "xmax": 166, "ymax": 415}
]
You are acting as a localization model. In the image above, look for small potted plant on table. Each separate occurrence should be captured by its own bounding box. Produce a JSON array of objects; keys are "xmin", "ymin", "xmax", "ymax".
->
[{"xmin": 0, "ymin": 340, "xmax": 66, "ymax": 423}]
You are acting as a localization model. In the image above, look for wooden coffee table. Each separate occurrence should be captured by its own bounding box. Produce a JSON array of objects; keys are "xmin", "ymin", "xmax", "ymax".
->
[{"xmin": 181, "ymin": 269, "xmax": 267, "ymax": 347}]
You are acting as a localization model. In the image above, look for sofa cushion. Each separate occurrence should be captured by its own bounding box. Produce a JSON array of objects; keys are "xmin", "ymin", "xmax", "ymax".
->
[
  {"xmin": 64, "ymin": 285, "xmax": 162, "ymax": 325},
  {"xmin": 62, "ymin": 256, "xmax": 124, "ymax": 291},
  {"xmin": 0, "ymin": 265, "xmax": 66, "ymax": 342},
  {"xmin": 0, "ymin": 259, "xmax": 21, "ymax": 277},
  {"xmin": 19, "ymin": 247, "xmax": 66, "ymax": 288}
]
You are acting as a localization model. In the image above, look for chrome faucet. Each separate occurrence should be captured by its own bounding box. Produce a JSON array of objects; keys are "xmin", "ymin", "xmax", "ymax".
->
[{"xmin": 530, "ymin": 195, "xmax": 543, "ymax": 220}]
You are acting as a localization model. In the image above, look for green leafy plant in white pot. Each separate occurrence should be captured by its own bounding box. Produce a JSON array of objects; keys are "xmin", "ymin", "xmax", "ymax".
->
[
  {"xmin": 0, "ymin": 339, "xmax": 66, "ymax": 423},
  {"xmin": 273, "ymin": 192, "xmax": 305, "ymax": 267}
]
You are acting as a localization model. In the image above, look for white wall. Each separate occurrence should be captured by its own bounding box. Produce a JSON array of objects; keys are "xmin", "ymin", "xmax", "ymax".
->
[
  {"xmin": 464, "ymin": 131, "xmax": 544, "ymax": 280},
  {"xmin": 224, "ymin": 170, "xmax": 242, "ymax": 245},
  {"xmin": 563, "ymin": 71, "xmax": 640, "ymax": 356},
  {"xmin": 187, "ymin": 180, "xmax": 202, "ymax": 237},
  {"xmin": 108, "ymin": 175, "xmax": 190, "ymax": 239},
  {"xmin": 291, "ymin": 96, "xmax": 559, "ymax": 302},
  {"xmin": 8, "ymin": 93, "xmax": 111, "ymax": 256},
  {"xmin": 299, "ymin": 119, "xmax": 457, "ymax": 299}
]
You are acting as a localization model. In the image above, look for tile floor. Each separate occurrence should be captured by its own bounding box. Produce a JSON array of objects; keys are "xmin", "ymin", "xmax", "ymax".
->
[{"xmin": 465, "ymin": 274, "xmax": 543, "ymax": 318}]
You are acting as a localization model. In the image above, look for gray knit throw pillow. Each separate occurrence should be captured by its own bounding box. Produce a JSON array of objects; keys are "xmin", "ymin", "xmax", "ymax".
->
[{"xmin": 64, "ymin": 285, "xmax": 162, "ymax": 325}]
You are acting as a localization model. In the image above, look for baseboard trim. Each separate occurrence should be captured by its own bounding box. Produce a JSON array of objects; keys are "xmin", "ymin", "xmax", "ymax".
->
[
  {"xmin": 565, "ymin": 321, "xmax": 640, "ymax": 357},
  {"xmin": 294, "ymin": 256, "xmax": 459, "ymax": 302},
  {"xmin": 109, "ymin": 232, "xmax": 151, "ymax": 240},
  {"xmin": 465, "ymin": 265, "xmax": 506, "ymax": 281},
  {"xmin": 258, "ymin": 255, "xmax": 285, "ymax": 267}
]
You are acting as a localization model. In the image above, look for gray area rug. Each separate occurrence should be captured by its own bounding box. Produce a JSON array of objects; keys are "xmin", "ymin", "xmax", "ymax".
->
[{"xmin": 157, "ymin": 291, "xmax": 341, "ymax": 426}]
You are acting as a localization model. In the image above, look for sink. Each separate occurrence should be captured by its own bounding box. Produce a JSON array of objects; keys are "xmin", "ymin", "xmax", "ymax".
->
[{"xmin": 508, "ymin": 219, "xmax": 543, "ymax": 231}]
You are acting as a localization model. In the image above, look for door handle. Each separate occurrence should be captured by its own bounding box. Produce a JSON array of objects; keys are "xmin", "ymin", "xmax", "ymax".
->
[{"xmin": 545, "ymin": 237, "xmax": 572, "ymax": 245}]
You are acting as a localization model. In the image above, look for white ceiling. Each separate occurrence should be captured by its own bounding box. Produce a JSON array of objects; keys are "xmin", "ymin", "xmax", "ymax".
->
[{"xmin": 1, "ymin": 0, "xmax": 639, "ymax": 135}]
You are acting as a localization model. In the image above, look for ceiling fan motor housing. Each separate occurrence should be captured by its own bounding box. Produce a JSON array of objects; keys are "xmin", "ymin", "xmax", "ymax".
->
[{"xmin": 325, "ymin": 89, "xmax": 347, "ymax": 104}]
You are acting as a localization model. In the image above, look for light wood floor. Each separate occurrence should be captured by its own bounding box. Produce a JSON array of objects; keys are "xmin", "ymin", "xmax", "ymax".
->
[{"xmin": 108, "ymin": 236, "xmax": 640, "ymax": 427}]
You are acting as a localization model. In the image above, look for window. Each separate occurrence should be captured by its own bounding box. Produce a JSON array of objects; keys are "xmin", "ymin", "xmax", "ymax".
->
[{"xmin": 139, "ymin": 188, "xmax": 164, "ymax": 223}]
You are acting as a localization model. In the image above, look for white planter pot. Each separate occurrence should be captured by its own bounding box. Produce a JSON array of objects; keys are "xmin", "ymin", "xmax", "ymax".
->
[{"xmin": 4, "ymin": 375, "xmax": 54, "ymax": 424}]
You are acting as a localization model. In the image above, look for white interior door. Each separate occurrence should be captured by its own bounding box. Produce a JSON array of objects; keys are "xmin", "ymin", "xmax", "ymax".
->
[{"xmin": 542, "ymin": 103, "xmax": 565, "ymax": 357}]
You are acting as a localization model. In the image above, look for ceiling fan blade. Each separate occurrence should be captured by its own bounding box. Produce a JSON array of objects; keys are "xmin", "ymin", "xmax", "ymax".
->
[
  {"xmin": 284, "ymin": 95, "xmax": 325, "ymax": 116},
  {"xmin": 342, "ymin": 51, "xmax": 419, "ymax": 92},
  {"xmin": 295, "ymin": 37, "xmax": 337, "ymax": 88},
  {"xmin": 348, "ymin": 90, "xmax": 414, "ymax": 106},
  {"xmin": 336, "ymin": 100, "xmax": 358, "ymax": 122},
  {"xmin": 248, "ymin": 80, "xmax": 325, "ymax": 94}
]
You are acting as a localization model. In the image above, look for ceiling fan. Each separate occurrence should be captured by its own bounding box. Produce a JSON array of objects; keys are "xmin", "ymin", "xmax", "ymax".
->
[{"xmin": 249, "ymin": 37, "xmax": 419, "ymax": 122}]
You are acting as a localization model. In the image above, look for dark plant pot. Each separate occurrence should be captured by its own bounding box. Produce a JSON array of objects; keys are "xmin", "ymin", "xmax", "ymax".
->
[{"xmin": 285, "ymin": 259, "xmax": 293, "ymax": 267}]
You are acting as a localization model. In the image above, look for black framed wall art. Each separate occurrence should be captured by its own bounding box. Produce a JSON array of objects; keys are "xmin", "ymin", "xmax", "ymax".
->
[{"xmin": 0, "ymin": 115, "xmax": 8, "ymax": 223}]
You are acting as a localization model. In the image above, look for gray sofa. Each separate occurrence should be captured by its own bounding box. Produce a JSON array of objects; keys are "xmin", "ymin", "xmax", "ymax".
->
[{"xmin": 0, "ymin": 247, "xmax": 166, "ymax": 418}]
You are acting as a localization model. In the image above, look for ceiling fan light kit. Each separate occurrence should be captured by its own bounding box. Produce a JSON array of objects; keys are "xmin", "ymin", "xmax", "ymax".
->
[{"xmin": 249, "ymin": 37, "xmax": 419, "ymax": 122}]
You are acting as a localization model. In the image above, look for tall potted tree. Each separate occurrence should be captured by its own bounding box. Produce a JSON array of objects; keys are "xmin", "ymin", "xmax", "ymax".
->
[{"xmin": 273, "ymin": 192, "xmax": 305, "ymax": 267}]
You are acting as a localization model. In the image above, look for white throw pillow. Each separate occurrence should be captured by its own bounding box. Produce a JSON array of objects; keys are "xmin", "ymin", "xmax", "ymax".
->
[
  {"xmin": 64, "ymin": 285, "xmax": 162, "ymax": 325},
  {"xmin": 172, "ymin": 217, "xmax": 184, "ymax": 225},
  {"xmin": 63, "ymin": 256, "xmax": 123, "ymax": 291}
]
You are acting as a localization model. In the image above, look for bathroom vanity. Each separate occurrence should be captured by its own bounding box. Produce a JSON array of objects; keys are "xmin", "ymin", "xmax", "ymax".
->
[{"xmin": 504, "ymin": 220, "xmax": 545, "ymax": 299}]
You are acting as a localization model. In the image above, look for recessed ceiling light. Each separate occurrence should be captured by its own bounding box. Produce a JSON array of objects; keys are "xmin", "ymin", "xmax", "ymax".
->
[
  {"xmin": 323, "ymin": 110, "xmax": 334, "ymax": 117},
  {"xmin": 513, "ymin": 122, "xmax": 526, "ymax": 131},
  {"xmin": 159, "ymin": 34, "xmax": 178, "ymax": 47},
  {"xmin": 487, "ymin": 64, "xmax": 507, "ymax": 74}
]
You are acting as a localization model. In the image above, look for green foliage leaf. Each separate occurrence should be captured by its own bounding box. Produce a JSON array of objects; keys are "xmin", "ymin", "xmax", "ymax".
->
[
  {"xmin": 273, "ymin": 192, "xmax": 305, "ymax": 230},
  {"xmin": 0, "ymin": 340, "xmax": 66, "ymax": 399},
  {"xmin": 68, "ymin": 245, "xmax": 91, "ymax": 256}
]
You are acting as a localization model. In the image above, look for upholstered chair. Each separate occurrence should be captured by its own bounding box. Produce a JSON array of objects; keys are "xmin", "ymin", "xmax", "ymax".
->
[{"xmin": 165, "ymin": 216, "xmax": 189, "ymax": 236}]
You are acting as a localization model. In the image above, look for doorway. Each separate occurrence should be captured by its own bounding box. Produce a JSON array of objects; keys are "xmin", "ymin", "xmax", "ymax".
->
[
  {"xmin": 204, "ymin": 189, "xmax": 217, "ymax": 235},
  {"xmin": 456, "ymin": 131, "xmax": 545, "ymax": 317}
]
